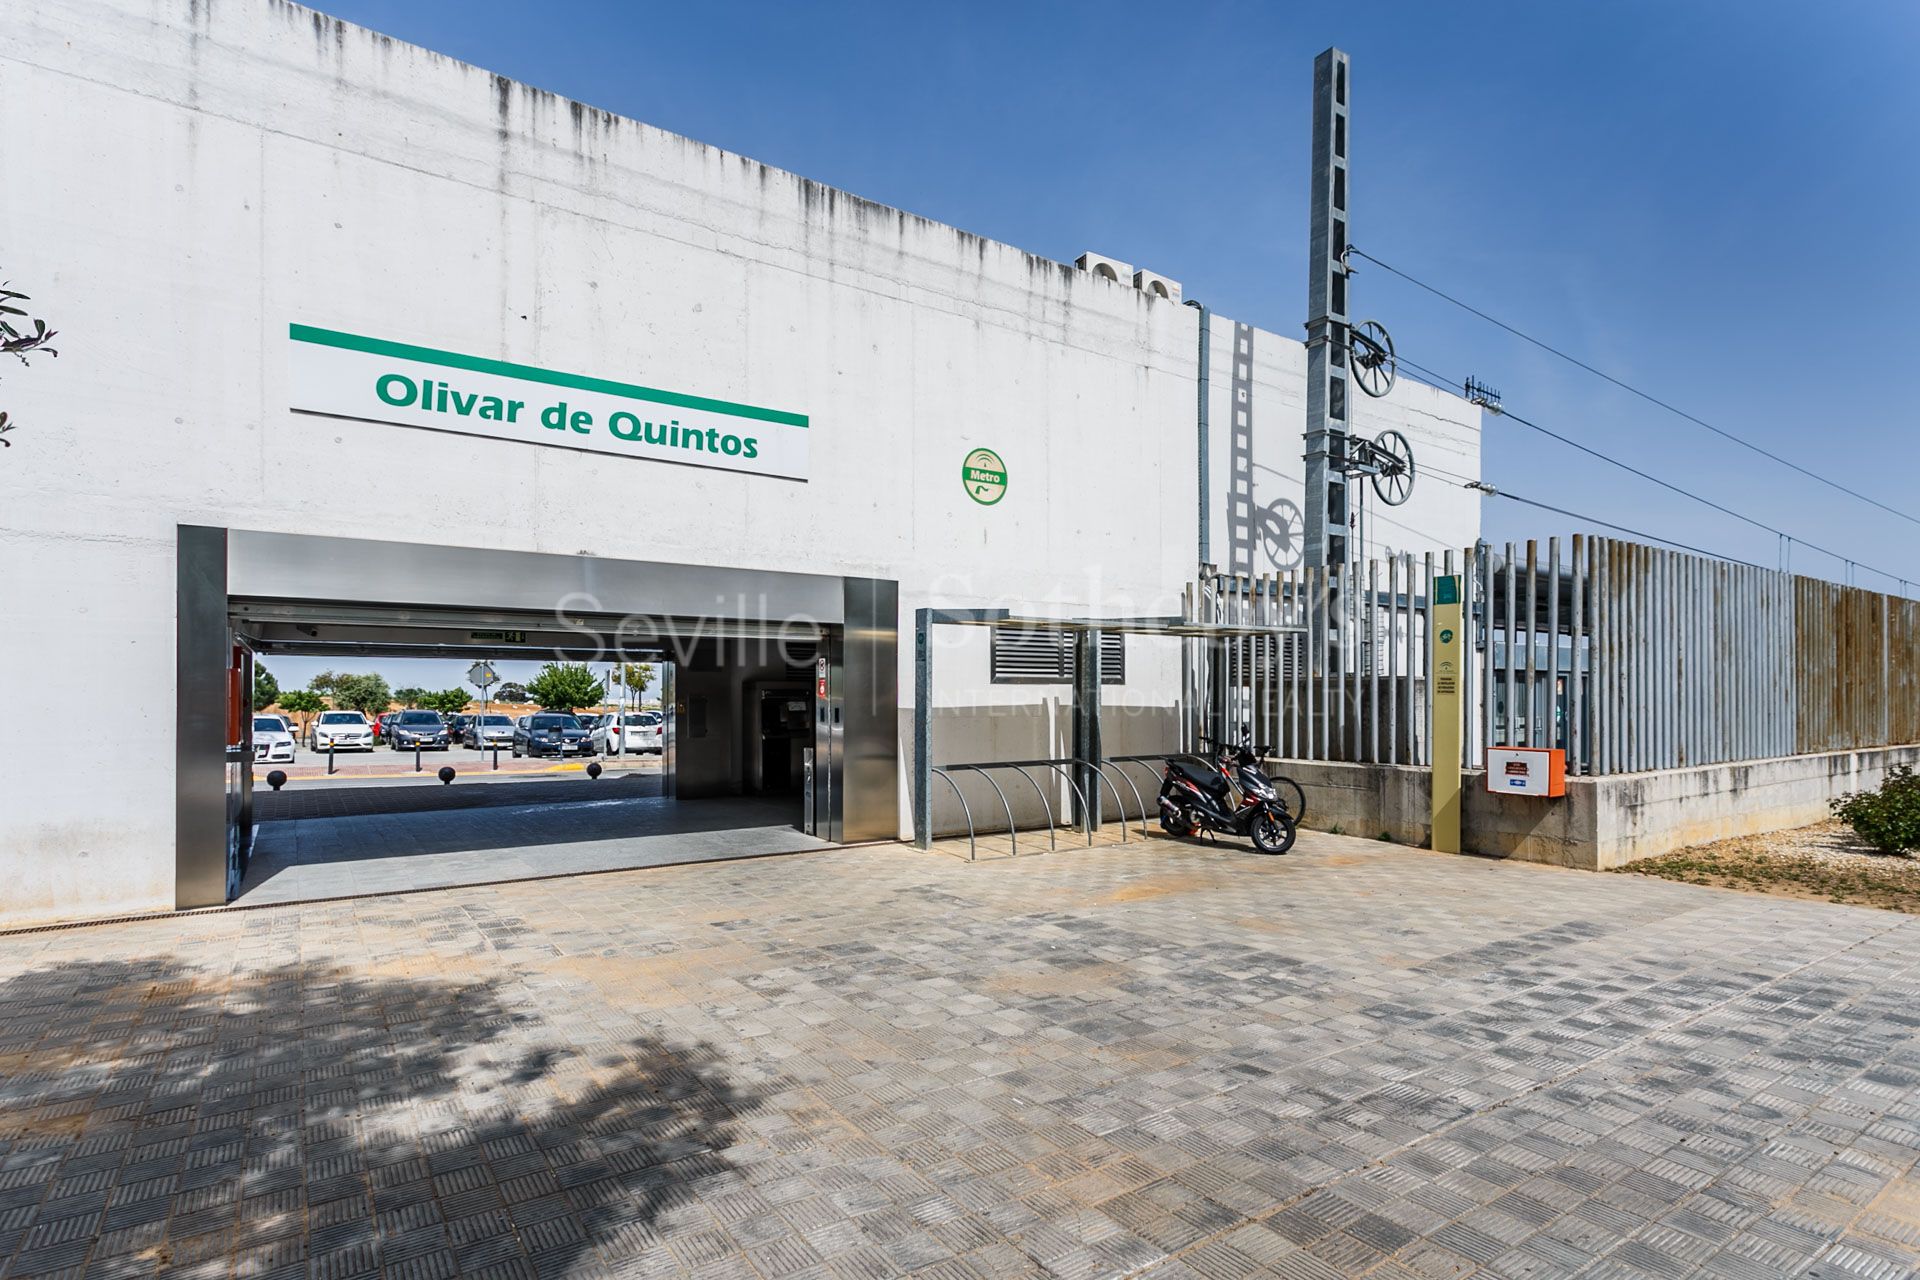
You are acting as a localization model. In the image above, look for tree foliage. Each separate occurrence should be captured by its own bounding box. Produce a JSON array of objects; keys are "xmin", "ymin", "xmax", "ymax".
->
[
  {"xmin": 252, "ymin": 665, "xmax": 281, "ymax": 712},
  {"xmin": 418, "ymin": 688, "xmax": 473, "ymax": 716},
  {"xmin": 1832, "ymin": 766, "xmax": 1920, "ymax": 855},
  {"xmin": 495, "ymin": 682, "xmax": 529, "ymax": 703},
  {"xmin": 328, "ymin": 673, "xmax": 393, "ymax": 717},
  {"xmin": 278, "ymin": 689, "xmax": 325, "ymax": 729},
  {"xmin": 0, "ymin": 280, "xmax": 58, "ymax": 449},
  {"xmin": 526, "ymin": 663, "xmax": 604, "ymax": 712},
  {"xmin": 392, "ymin": 687, "xmax": 427, "ymax": 708},
  {"xmin": 619, "ymin": 662, "xmax": 656, "ymax": 700}
]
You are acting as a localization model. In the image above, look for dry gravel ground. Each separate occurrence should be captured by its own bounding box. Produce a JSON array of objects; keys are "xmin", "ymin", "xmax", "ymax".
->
[{"xmin": 1617, "ymin": 819, "xmax": 1920, "ymax": 912}]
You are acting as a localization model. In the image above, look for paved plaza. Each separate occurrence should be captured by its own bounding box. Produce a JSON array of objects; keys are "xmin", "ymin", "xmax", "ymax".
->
[{"xmin": 5, "ymin": 833, "xmax": 1920, "ymax": 1280}]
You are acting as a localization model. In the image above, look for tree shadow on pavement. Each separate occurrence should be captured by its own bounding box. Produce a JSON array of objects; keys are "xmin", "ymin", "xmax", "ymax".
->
[{"xmin": 0, "ymin": 957, "xmax": 764, "ymax": 1280}]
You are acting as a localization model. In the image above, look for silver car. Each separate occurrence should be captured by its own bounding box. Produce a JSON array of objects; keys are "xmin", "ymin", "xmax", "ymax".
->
[{"xmin": 464, "ymin": 713, "xmax": 516, "ymax": 749}]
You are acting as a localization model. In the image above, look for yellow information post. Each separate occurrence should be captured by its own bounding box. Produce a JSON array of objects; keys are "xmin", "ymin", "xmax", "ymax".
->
[{"xmin": 1430, "ymin": 574, "xmax": 1464, "ymax": 853}]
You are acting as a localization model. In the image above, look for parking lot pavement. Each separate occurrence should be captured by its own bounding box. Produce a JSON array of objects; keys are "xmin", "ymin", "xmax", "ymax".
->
[
  {"xmin": 250, "ymin": 748, "xmax": 662, "ymax": 784},
  {"xmin": 5, "ymin": 834, "xmax": 1920, "ymax": 1280},
  {"xmin": 252, "ymin": 770, "xmax": 667, "ymax": 821}
]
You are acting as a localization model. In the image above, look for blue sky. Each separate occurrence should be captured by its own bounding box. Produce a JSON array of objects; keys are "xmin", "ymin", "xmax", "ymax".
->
[{"xmin": 276, "ymin": 1, "xmax": 1919, "ymax": 691}]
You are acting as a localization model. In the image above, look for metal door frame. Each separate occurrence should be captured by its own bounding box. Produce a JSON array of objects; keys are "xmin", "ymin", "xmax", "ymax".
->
[{"xmin": 176, "ymin": 526, "xmax": 898, "ymax": 908}]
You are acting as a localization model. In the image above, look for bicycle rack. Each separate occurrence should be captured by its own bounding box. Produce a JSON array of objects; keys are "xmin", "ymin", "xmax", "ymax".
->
[
  {"xmin": 927, "ymin": 768, "xmax": 975, "ymax": 858},
  {"xmin": 928, "ymin": 752, "xmax": 1305, "ymax": 859},
  {"xmin": 1078, "ymin": 757, "xmax": 1147, "ymax": 841},
  {"xmin": 920, "ymin": 757, "xmax": 1127, "ymax": 860}
]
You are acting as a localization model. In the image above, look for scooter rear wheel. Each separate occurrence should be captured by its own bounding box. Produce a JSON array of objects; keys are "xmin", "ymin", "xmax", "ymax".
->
[
  {"xmin": 1250, "ymin": 810, "xmax": 1296, "ymax": 855},
  {"xmin": 1159, "ymin": 806, "xmax": 1194, "ymax": 838}
]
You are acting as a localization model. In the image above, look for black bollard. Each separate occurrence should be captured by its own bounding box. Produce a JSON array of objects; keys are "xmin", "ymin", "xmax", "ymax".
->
[
  {"xmin": 437, "ymin": 766, "xmax": 456, "ymax": 785},
  {"xmin": 586, "ymin": 762, "xmax": 603, "ymax": 780},
  {"xmin": 414, "ymin": 743, "xmax": 422, "ymax": 773},
  {"xmin": 266, "ymin": 769, "xmax": 287, "ymax": 791},
  {"xmin": 492, "ymin": 744, "xmax": 500, "ymax": 771},
  {"xmin": 328, "ymin": 742, "xmax": 336, "ymax": 775}
]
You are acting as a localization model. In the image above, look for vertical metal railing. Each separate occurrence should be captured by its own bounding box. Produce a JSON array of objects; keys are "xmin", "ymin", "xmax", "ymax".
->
[{"xmin": 1198, "ymin": 534, "xmax": 1917, "ymax": 779}]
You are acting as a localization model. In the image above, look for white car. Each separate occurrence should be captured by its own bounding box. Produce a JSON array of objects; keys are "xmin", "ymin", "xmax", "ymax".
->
[
  {"xmin": 252, "ymin": 715, "xmax": 295, "ymax": 764},
  {"xmin": 590, "ymin": 712, "xmax": 663, "ymax": 755},
  {"xmin": 308, "ymin": 710, "xmax": 375, "ymax": 752}
]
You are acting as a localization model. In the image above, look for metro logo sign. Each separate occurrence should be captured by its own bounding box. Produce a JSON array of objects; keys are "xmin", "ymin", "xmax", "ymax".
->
[{"xmin": 288, "ymin": 324, "xmax": 809, "ymax": 481}]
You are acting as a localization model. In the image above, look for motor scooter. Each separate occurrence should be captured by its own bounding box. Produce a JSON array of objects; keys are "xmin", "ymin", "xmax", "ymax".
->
[{"xmin": 1157, "ymin": 740, "xmax": 1298, "ymax": 854}]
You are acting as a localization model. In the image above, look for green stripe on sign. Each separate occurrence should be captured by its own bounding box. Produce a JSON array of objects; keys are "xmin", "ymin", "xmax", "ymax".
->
[{"xmin": 289, "ymin": 324, "xmax": 809, "ymax": 428}]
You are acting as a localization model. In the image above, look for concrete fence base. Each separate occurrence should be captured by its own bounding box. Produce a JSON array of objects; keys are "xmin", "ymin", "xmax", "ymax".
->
[{"xmin": 1278, "ymin": 744, "xmax": 1920, "ymax": 870}]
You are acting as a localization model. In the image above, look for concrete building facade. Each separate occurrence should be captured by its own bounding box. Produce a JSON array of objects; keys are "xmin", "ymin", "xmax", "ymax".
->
[{"xmin": 0, "ymin": 0, "xmax": 1481, "ymax": 927}]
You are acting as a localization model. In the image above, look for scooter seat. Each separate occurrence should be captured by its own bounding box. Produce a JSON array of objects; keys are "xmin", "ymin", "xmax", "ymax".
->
[{"xmin": 1168, "ymin": 759, "xmax": 1230, "ymax": 794}]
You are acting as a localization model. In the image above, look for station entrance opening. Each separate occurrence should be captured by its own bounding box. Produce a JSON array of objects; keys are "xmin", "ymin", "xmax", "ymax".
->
[{"xmin": 176, "ymin": 527, "xmax": 898, "ymax": 908}]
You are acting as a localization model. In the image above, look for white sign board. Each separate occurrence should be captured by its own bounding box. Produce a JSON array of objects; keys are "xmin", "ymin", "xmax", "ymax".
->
[
  {"xmin": 289, "ymin": 324, "xmax": 809, "ymax": 481},
  {"xmin": 1485, "ymin": 747, "xmax": 1564, "ymax": 797}
]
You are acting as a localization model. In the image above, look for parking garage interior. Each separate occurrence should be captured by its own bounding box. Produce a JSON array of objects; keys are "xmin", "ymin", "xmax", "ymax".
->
[{"xmin": 178, "ymin": 528, "xmax": 898, "ymax": 908}]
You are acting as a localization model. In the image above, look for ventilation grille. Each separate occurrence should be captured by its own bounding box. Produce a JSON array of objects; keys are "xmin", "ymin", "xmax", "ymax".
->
[{"xmin": 990, "ymin": 629, "xmax": 1125, "ymax": 685}]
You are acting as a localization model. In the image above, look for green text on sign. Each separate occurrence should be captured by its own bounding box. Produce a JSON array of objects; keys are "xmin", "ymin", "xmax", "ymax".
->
[
  {"xmin": 288, "ymin": 325, "xmax": 809, "ymax": 481},
  {"xmin": 962, "ymin": 447, "xmax": 1007, "ymax": 505}
]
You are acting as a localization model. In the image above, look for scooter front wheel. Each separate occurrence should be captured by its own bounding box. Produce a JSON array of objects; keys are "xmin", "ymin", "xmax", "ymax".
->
[{"xmin": 1250, "ymin": 810, "xmax": 1296, "ymax": 856}]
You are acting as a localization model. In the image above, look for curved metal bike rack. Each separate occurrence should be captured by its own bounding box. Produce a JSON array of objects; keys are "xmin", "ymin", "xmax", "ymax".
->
[
  {"xmin": 1065, "ymin": 757, "xmax": 1135, "ymax": 842},
  {"xmin": 919, "ymin": 757, "xmax": 1127, "ymax": 859},
  {"xmin": 928, "ymin": 768, "xmax": 975, "ymax": 859},
  {"xmin": 939, "ymin": 764, "xmax": 1020, "ymax": 859},
  {"xmin": 1001, "ymin": 764, "xmax": 1058, "ymax": 851},
  {"xmin": 1094, "ymin": 759, "xmax": 1149, "ymax": 840},
  {"xmin": 1106, "ymin": 753, "xmax": 1188, "ymax": 829}
]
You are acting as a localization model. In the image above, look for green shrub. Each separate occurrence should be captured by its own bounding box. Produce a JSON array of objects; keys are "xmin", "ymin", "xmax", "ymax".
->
[{"xmin": 1831, "ymin": 765, "xmax": 1920, "ymax": 855}]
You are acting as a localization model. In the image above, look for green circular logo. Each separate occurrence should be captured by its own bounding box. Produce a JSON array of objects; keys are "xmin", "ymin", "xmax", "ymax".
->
[
  {"xmin": 962, "ymin": 447, "xmax": 1007, "ymax": 505},
  {"xmin": 1440, "ymin": 628, "xmax": 1455, "ymax": 644}
]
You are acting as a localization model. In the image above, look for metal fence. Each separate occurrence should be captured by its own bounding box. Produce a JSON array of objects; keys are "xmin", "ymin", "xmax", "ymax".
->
[
  {"xmin": 1192, "ymin": 535, "xmax": 1920, "ymax": 777},
  {"xmin": 1187, "ymin": 550, "xmax": 1460, "ymax": 767}
]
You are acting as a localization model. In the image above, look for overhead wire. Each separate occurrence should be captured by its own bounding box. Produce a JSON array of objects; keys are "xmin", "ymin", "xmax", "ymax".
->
[
  {"xmin": 1403, "ymin": 451, "xmax": 1767, "ymax": 566},
  {"xmin": 1379, "ymin": 348, "xmax": 1916, "ymax": 592},
  {"xmin": 1347, "ymin": 246, "xmax": 1920, "ymax": 532}
]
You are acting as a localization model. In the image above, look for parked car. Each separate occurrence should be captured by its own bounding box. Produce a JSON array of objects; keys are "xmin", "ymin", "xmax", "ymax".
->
[
  {"xmin": 252, "ymin": 714, "xmax": 295, "ymax": 764},
  {"xmin": 445, "ymin": 714, "xmax": 471, "ymax": 742},
  {"xmin": 375, "ymin": 711, "xmax": 400, "ymax": 742},
  {"xmin": 387, "ymin": 709, "xmax": 452, "ymax": 751},
  {"xmin": 463, "ymin": 713, "xmax": 516, "ymax": 749},
  {"xmin": 589, "ymin": 712, "xmax": 664, "ymax": 755},
  {"xmin": 309, "ymin": 710, "xmax": 375, "ymax": 751},
  {"xmin": 512, "ymin": 713, "xmax": 594, "ymax": 758}
]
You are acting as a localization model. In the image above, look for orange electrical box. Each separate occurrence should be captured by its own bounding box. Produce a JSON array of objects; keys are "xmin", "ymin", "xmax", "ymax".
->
[{"xmin": 1485, "ymin": 747, "xmax": 1566, "ymax": 797}]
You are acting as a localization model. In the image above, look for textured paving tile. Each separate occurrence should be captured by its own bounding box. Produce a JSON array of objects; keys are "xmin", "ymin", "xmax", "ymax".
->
[{"xmin": 5, "ymin": 833, "xmax": 1920, "ymax": 1279}]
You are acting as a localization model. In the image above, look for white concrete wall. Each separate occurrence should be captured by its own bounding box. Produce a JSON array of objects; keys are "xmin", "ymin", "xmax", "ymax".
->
[
  {"xmin": 1270, "ymin": 746, "xmax": 1920, "ymax": 870},
  {"xmin": 0, "ymin": 0, "xmax": 1481, "ymax": 924},
  {"xmin": 1200, "ymin": 313, "xmax": 1482, "ymax": 575}
]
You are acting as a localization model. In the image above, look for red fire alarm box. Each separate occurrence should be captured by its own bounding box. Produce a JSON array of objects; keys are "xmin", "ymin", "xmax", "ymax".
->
[{"xmin": 1485, "ymin": 747, "xmax": 1565, "ymax": 797}]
